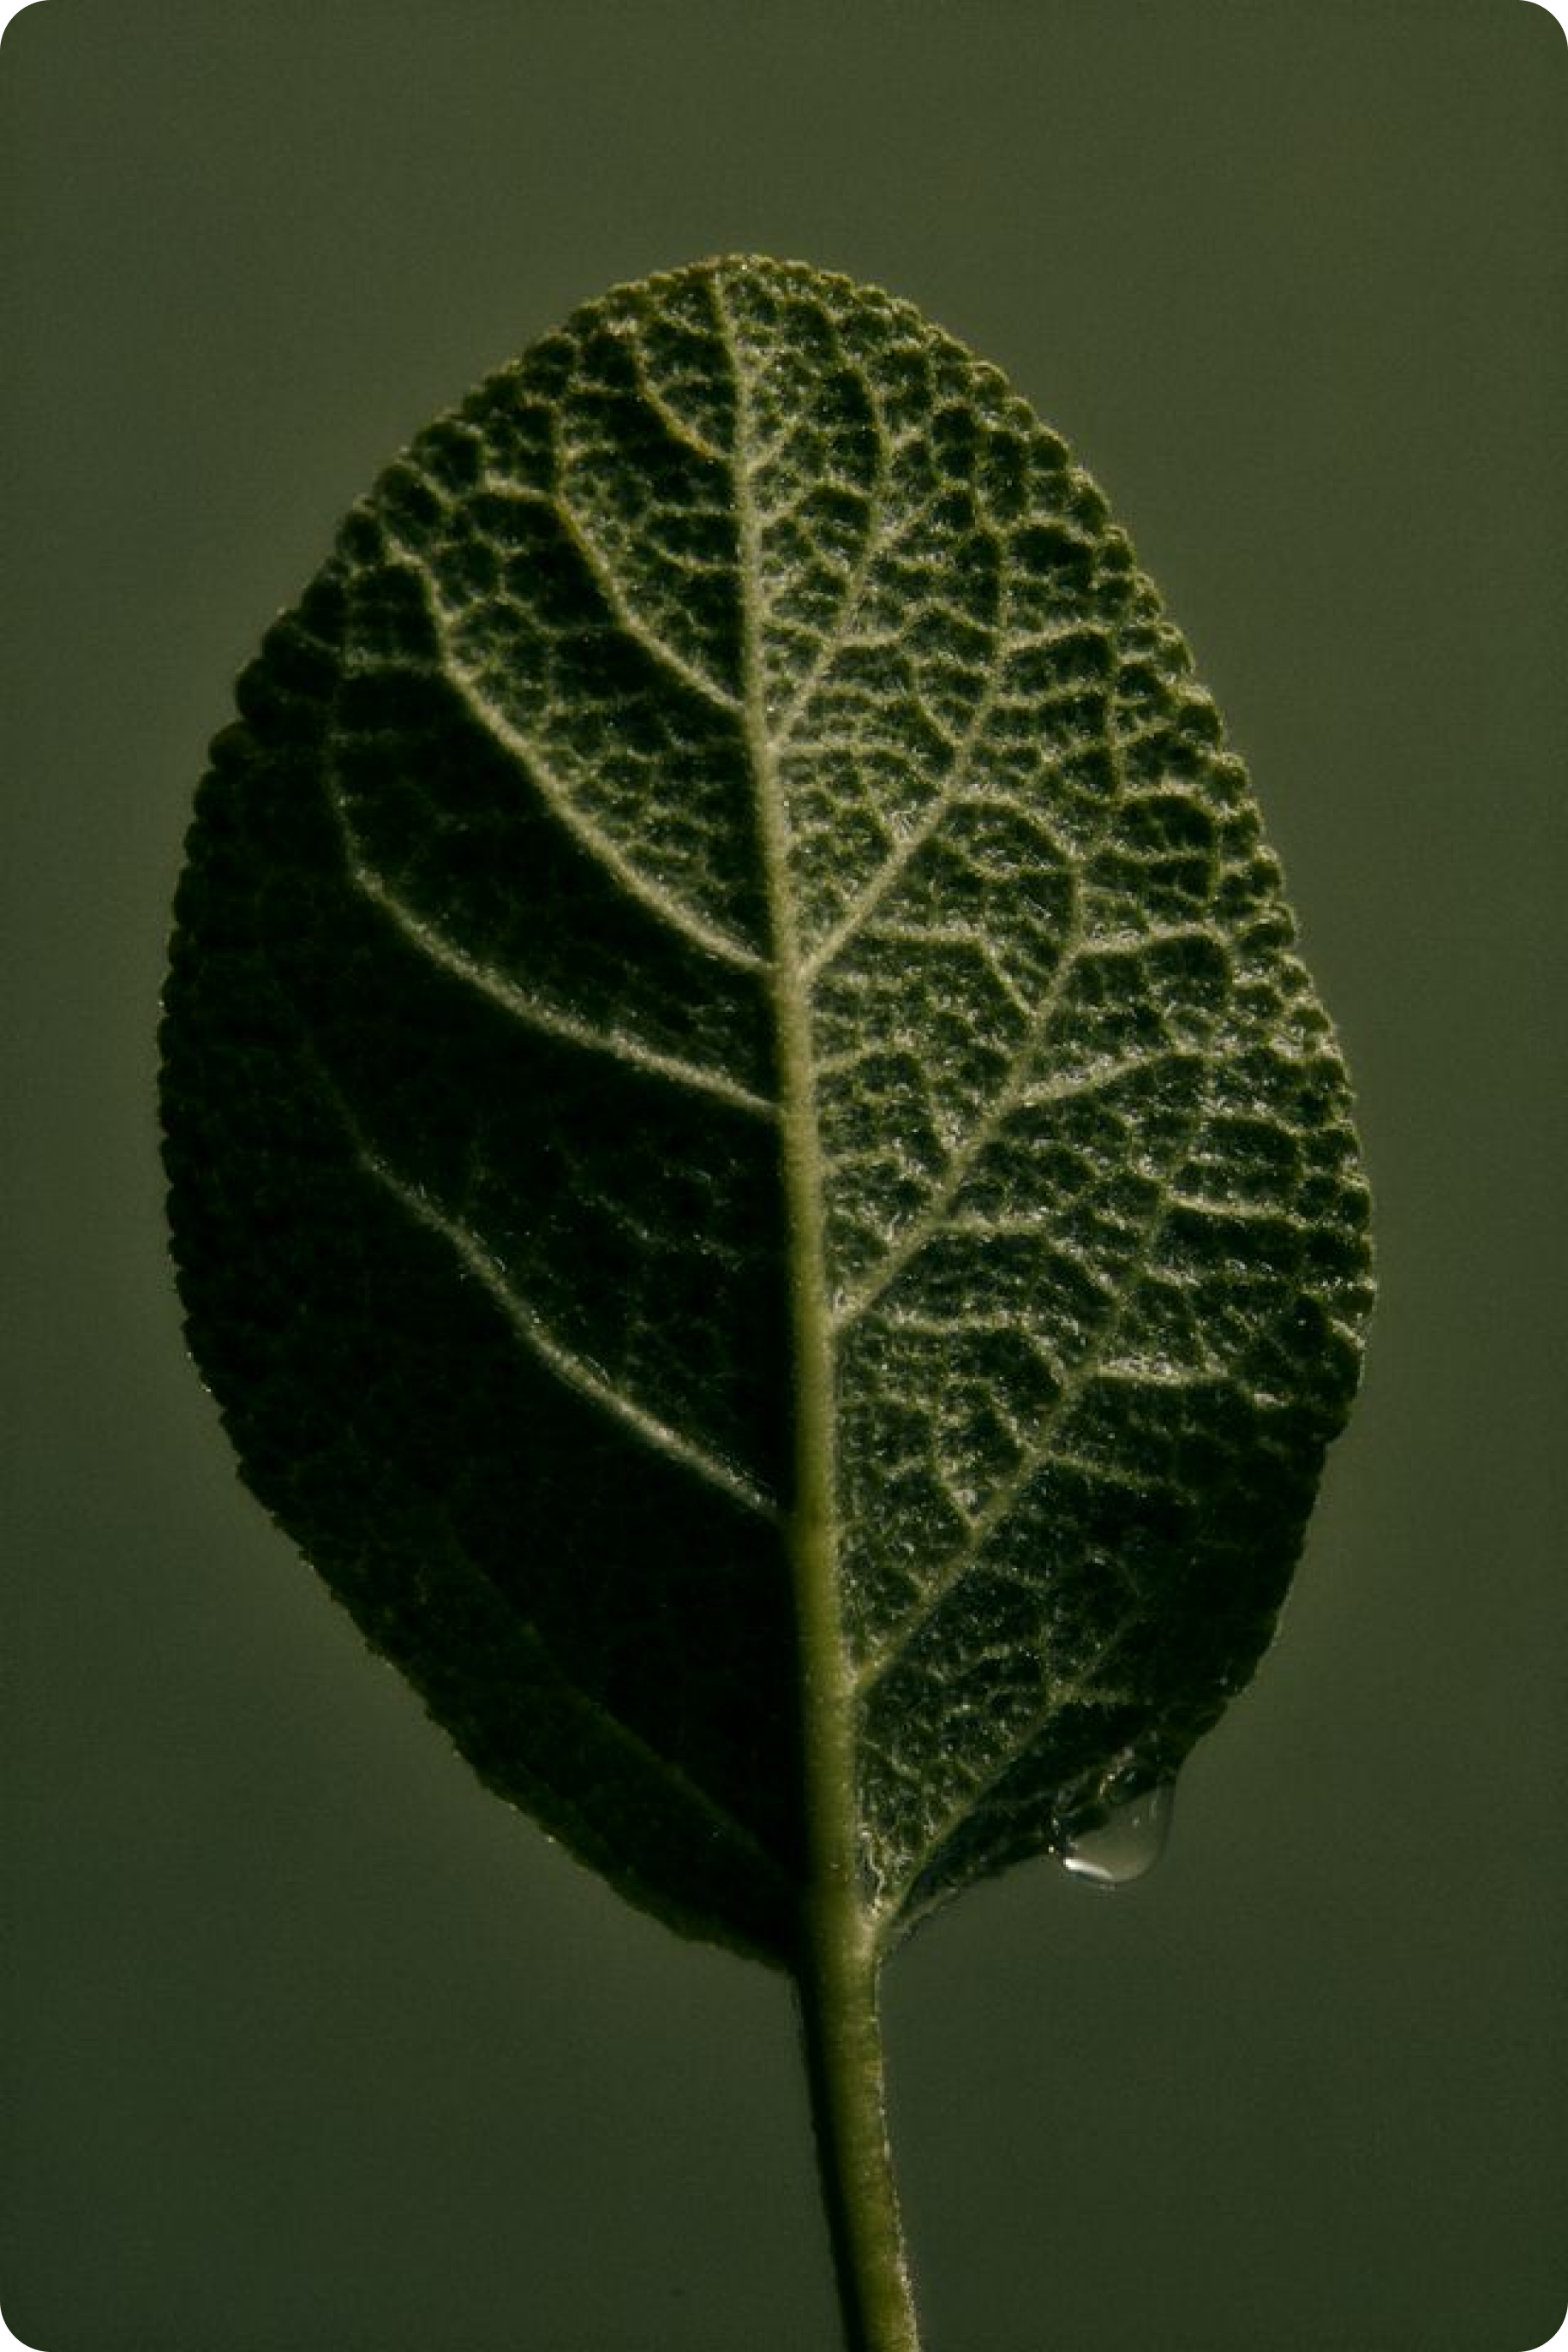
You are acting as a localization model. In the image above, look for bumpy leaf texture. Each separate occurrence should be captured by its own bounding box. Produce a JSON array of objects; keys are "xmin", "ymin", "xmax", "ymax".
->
[{"xmin": 161, "ymin": 257, "xmax": 1373, "ymax": 1964}]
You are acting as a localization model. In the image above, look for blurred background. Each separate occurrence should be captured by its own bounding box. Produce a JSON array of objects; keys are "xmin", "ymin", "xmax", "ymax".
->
[{"xmin": 3, "ymin": 3, "xmax": 1564, "ymax": 2346}]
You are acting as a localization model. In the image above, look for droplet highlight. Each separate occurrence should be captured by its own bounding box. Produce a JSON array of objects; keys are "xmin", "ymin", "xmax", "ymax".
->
[{"xmin": 1059, "ymin": 1779, "xmax": 1176, "ymax": 1889}]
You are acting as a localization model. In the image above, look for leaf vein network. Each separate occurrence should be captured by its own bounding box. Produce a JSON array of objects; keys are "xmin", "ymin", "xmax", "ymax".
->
[
  {"xmin": 326, "ymin": 789, "xmax": 773, "ymax": 1117},
  {"xmin": 351, "ymin": 1130, "xmax": 777, "ymax": 1522},
  {"xmin": 388, "ymin": 546, "xmax": 765, "ymax": 974},
  {"xmin": 852, "ymin": 1055, "xmax": 1220, "ymax": 1694}
]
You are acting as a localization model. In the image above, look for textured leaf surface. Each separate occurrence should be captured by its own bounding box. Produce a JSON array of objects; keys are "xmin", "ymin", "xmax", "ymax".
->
[{"xmin": 161, "ymin": 257, "xmax": 1373, "ymax": 1963}]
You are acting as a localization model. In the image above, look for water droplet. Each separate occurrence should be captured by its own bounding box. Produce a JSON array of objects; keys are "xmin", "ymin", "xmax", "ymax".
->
[{"xmin": 1059, "ymin": 1779, "xmax": 1176, "ymax": 1889}]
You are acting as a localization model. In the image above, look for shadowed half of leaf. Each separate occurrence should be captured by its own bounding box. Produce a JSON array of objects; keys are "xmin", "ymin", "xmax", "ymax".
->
[{"xmin": 160, "ymin": 255, "xmax": 1373, "ymax": 1977}]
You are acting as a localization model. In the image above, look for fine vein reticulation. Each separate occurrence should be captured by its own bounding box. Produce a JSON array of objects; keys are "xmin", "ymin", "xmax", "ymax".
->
[{"xmin": 162, "ymin": 256, "xmax": 1373, "ymax": 1969}]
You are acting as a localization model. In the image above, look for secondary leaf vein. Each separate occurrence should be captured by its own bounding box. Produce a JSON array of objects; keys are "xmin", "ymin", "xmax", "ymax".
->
[
  {"xmin": 356, "ymin": 1139, "xmax": 778, "ymax": 1522},
  {"xmin": 384, "ymin": 546, "xmax": 764, "ymax": 973},
  {"xmin": 329, "ymin": 801, "xmax": 772, "ymax": 1117}
]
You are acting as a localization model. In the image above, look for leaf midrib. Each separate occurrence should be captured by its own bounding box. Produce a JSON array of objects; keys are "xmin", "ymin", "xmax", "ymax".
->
[{"xmin": 711, "ymin": 275, "xmax": 867, "ymax": 1964}]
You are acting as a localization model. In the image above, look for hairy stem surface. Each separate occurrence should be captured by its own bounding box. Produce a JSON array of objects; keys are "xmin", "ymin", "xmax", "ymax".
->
[{"xmin": 797, "ymin": 1918, "xmax": 920, "ymax": 2352}]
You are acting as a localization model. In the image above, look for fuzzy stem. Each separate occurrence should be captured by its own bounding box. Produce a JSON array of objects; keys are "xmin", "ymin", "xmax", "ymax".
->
[{"xmin": 797, "ymin": 1915, "xmax": 921, "ymax": 2352}]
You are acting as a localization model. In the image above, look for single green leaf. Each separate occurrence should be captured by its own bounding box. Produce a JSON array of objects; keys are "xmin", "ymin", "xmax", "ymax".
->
[{"xmin": 161, "ymin": 255, "xmax": 1373, "ymax": 1976}]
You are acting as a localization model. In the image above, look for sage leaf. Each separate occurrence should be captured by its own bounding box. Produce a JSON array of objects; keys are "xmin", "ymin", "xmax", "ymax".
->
[{"xmin": 161, "ymin": 256, "xmax": 1373, "ymax": 1975}]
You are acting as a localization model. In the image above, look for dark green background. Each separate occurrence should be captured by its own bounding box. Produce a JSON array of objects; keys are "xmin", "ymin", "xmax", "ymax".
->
[{"xmin": 3, "ymin": 3, "xmax": 1564, "ymax": 2346}]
